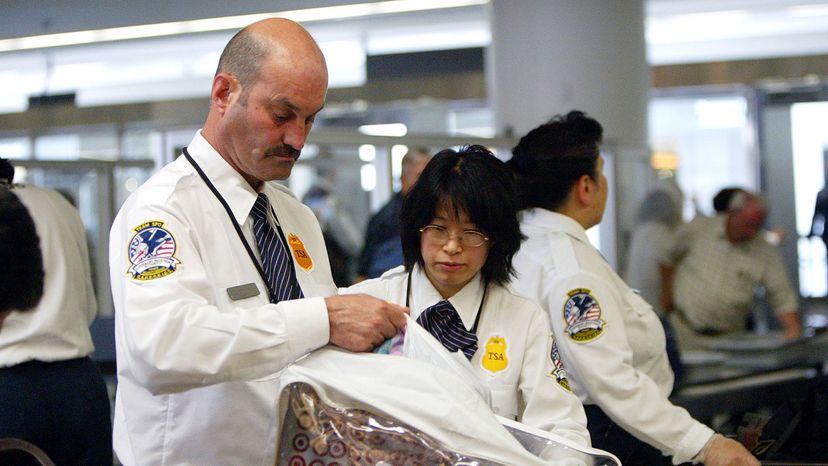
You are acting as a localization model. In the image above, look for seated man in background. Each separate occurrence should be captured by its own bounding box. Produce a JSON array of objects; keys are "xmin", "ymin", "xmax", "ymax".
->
[{"xmin": 660, "ymin": 190, "xmax": 801, "ymax": 350}]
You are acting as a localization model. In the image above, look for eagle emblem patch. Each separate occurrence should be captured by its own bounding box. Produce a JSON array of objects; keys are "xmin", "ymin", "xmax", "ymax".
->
[
  {"xmin": 562, "ymin": 288, "xmax": 605, "ymax": 342},
  {"xmin": 549, "ymin": 337, "xmax": 572, "ymax": 391},
  {"xmin": 127, "ymin": 220, "xmax": 180, "ymax": 281}
]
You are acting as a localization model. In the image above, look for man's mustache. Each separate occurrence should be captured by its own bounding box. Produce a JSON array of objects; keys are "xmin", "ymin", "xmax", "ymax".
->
[{"xmin": 265, "ymin": 146, "xmax": 301, "ymax": 160}]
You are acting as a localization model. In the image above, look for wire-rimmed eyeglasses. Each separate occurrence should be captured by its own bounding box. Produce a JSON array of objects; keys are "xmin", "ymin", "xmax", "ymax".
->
[{"xmin": 418, "ymin": 224, "xmax": 489, "ymax": 248}]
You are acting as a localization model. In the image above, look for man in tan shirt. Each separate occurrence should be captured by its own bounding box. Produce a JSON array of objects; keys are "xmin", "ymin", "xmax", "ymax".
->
[{"xmin": 660, "ymin": 190, "xmax": 801, "ymax": 350}]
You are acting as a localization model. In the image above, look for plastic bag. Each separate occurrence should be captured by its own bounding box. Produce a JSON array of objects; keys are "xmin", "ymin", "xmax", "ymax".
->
[
  {"xmin": 400, "ymin": 315, "xmax": 491, "ymax": 406},
  {"xmin": 268, "ymin": 348, "xmax": 619, "ymax": 466}
]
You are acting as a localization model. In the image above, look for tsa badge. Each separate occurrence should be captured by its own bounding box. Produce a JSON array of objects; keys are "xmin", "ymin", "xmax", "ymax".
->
[
  {"xmin": 127, "ymin": 220, "xmax": 180, "ymax": 281},
  {"xmin": 287, "ymin": 233, "xmax": 313, "ymax": 272},
  {"xmin": 481, "ymin": 335, "xmax": 509, "ymax": 375},
  {"xmin": 548, "ymin": 337, "xmax": 572, "ymax": 391},
  {"xmin": 562, "ymin": 288, "xmax": 606, "ymax": 343}
]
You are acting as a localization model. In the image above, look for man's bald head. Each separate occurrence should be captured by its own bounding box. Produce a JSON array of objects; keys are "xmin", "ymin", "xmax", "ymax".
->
[
  {"xmin": 215, "ymin": 18, "xmax": 327, "ymax": 99},
  {"xmin": 726, "ymin": 191, "xmax": 768, "ymax": 243}
]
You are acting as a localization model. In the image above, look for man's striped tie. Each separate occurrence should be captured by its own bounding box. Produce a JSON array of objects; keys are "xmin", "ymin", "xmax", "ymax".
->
[
  {"xmin": 250, "ymin": 193, "xmax": 304, "ymax": 303},
  {"xmin": 416, "ymin": 300, "xmax": 478, "ymax": 360}
]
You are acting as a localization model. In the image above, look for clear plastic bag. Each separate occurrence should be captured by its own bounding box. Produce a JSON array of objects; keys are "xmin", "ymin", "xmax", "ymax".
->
[
  {"xmin": 400, "ymin": 315, "xmax": 491, "ymax": 406},
  {"xmin": 498, "ymin": 416, "xmax": 620, "ymax": 466},
  {"xmin": 269, "ymin": 348, "xmax": 620, "ymax": 466},
  {"xmin": 276, "ymin": 381, "xmax": 500, "ymax": 466}
]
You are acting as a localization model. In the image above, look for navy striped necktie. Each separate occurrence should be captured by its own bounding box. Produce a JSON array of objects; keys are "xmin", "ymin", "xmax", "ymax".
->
[
  {"xmin": 416, "ymin": 300, "xmax": 478, "ymax": 360},
  {"xmin": 250, "ymin": 193, "xmax": 304, "ymax": 303}
]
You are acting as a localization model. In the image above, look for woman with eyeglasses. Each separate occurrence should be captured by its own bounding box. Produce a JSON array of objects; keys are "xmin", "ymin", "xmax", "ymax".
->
[{"xmin": 342, "ymin": 145, "xmax": 590, "ymax": 447}]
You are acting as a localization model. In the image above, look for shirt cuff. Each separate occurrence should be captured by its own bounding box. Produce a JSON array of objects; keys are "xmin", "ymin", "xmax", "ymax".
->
[
  {"xmin": 673, "ymin": 424, "xmax": 716, "ymax": 465},
  {"xmin": 282, "ymin": 296, "xmax": 330, "ymax": 355}
]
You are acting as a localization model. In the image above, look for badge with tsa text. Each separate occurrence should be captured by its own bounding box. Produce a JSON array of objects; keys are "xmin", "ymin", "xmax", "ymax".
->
[
  {"xmin": 548, "ymin": 337, "xmax": 572, "ymax": 391},
  {"xmin": 127, "ymin": 221, "xmax": 180, "ymax": 281},
  {"xmin": 562, "ymin": 288, "xmax": 606, "ymax": 342},
  {"xmin": 482, "ymin": 335, "xmax": 509, "ymax": 374},
  {"xmin": 287, "ymin": 233, "xmax": 313, "ymax": 272}
]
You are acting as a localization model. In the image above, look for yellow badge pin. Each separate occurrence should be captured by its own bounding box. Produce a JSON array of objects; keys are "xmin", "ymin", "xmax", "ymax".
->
[
  {"xmin": 482, "ymin": 335, "xmax": 509, "ymax": 374},
  {"xmin": 287, "ymin": 233, "xmax": 313, "ymax": 272}
]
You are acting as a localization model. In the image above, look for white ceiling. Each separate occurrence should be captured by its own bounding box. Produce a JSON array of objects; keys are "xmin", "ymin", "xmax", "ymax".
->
[
  {"xmin": 646, "ymin": 0, "xmax": 828, "ymax": 64},
  {"xmin": 0, "ymin": 0, "xmax": 827, "ymax": 113}
]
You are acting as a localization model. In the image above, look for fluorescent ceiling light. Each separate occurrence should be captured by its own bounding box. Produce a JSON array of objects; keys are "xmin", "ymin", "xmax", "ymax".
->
[
  {"xmin": 0, "ymin": 0, "xmax": 487, "ymax": 53},
  {"xmin": 358, "ymin": 123, "xmax": 408, "ymax": 137}
]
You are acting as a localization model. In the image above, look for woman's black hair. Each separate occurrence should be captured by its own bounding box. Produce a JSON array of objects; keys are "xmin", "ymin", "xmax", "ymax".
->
[
  {"xmin": 507, "ymin": 110, "xmax": 603, "ymax": 211},
  {"xmin": 400, "ymin": 144, "xmax": 523, "ymax": 285},
  {"xmin": 0, "ymin": 186, "xmax": 44, "ymax": 312}
]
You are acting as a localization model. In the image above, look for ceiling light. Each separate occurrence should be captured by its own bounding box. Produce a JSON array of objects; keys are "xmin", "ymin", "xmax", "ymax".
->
[
  {"xmin": 358, "ymin": 123, "xmax": 407, "ymax": 137},
  {"xmin": 0, "ymin": 0, "xmax": 487, "ymax": 53}
]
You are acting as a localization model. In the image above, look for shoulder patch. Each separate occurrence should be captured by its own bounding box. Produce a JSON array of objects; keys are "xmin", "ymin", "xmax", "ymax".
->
[
  {"xmin": 548, "ymin": 336, "xmax": 572, "ymax": 391},
  {"xmin": 562, "ymin": 288, "xmax": 606, "ymax": 343},
  {"xmin": 127, "ymin": 220, "xmax": 180, "ymax": 281}
]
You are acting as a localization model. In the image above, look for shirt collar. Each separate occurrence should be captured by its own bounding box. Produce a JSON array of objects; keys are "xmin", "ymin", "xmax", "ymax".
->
[
  {"xmin": 410, "ymin": 264, "xmax": 483, "ymax": 330},
  {"xmin": 521, "ymin": 208, "xmax": 592, "ymax": 245},
  {"xmin": 186, "ymin": 131, "xmax": 259, "ymax": 225}
]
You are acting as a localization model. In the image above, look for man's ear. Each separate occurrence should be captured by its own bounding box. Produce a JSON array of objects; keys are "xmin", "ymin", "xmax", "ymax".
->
[
  {"xmin": 211, "ymin": 73, "xmax": 237, "ymax": 115},
  {"xmin": 574, "ymin": 174, "xmax": 592, "ymax": 206}
]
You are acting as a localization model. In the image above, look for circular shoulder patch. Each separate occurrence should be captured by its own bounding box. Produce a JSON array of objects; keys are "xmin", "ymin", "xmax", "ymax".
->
[
  {"xmin": 127, "ymin": 220, "xmax": 180, "ymax": 281},
  {"xmin": 562, "ymin": 288, "xmax": 606, "ymax": 343}
]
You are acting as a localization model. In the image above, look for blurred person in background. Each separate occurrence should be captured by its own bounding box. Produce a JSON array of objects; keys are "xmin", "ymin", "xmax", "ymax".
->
[
  {"xmin": 303, "ymin": 166, "xmax": 363, "ymax": 286},
  {"xmin": 714, "ymin": 186, "xmax": 785, "ymax": 246},
  {"xmin": 809, "ymin": 184, "xmax": 828, "ymax": 290},
  {"xmin": 624, "ymin": 188, "xmax": 685, "ymax": 386},
  {"xmin": 0, "ymin": 181, "xmax": 43, "ymax": 328},
  {"xmin": 624, "ymin": 189, "xmax": 683, "ymax": 312},
  {"xmin": 0, "ymin": 158, "xmax": 111, "ymax": 465},
  {"xmin": 661, "ymin": 190, "xmax": 801, "ymax": 351},
  {"xmin": 355, "ymin": 147, "xmax": 431, "ymax": 282}
]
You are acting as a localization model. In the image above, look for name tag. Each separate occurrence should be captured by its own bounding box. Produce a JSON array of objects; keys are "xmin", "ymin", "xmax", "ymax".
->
[{"xmin": 227, "ymin": 283, "xmax": 260, "ymax": 301}]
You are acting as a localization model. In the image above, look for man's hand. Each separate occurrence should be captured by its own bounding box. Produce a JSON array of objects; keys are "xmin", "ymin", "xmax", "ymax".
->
[
  {"xmin": 703, "ymin": 435, "xmax": 759, "ymax": 466},
  {"xmin": 659, "ymin": 263, "xmax": 675, "ymax": 313},
  {"xmin": 779, "ymin": 310, "xmax": 802, "ymax": 341},
  {"xmin": 325, "ymin": 294, "xmax": 409, "ymax": 352}
]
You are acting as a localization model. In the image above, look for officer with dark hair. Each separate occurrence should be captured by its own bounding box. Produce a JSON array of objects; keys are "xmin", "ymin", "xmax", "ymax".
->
[
  {"xmin": 509, "ymin": 111, "xmax": 758, "ymax": 466},
  {"xmin": 0, "ymin": 158, "xmax": 112, "ymax": 465},
  {"xmin": 0, "ymin": 183, "xmax": 43, "ymax": 324}
]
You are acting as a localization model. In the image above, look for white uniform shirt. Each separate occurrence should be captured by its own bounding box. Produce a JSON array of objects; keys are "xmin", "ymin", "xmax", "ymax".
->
[
  {"xmin": 109, "ymin": 131, "xmax": 336, "ymax": 466},
  {"xmin": 0, "ymin": 185, "xmax": 97, "ymax": 366},
  {"xmin": 510, "ymin": 209, "xmax": 713, "ymax": 464},
  {"xmin": 343, "ymin": 264, "xmax": 591, "ymax": 448}
]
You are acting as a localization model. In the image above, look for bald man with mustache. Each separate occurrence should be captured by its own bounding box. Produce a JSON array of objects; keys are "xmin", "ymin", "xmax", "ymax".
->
[{"xmin": 109, "ymin": 19, "xmax": 408, "ymax": 465}]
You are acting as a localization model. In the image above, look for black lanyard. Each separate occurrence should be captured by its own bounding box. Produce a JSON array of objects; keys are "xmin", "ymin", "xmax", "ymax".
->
[
  {"xmin": 182, "ymin": 147, "xmax": 290, "ymax": 302},
  {"xmin": 405, "ymin": 267, "xmax": 487, "ymax": 334}
]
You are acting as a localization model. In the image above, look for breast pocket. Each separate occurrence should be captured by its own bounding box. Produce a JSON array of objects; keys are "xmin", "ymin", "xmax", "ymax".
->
[
  {"xmin": 624, "ymin": 289, "xmax": 664, "ymax": 361},
  {"xmin": 489, "ymin": 385, "xmax": 519, "ymax": 420}
]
